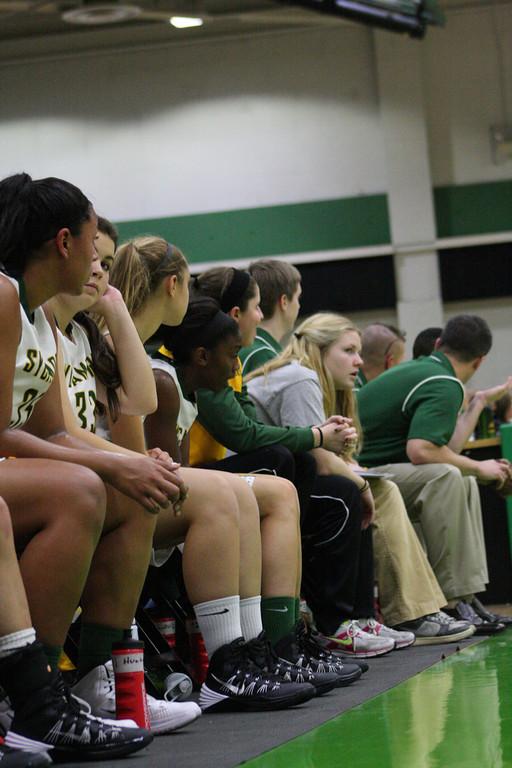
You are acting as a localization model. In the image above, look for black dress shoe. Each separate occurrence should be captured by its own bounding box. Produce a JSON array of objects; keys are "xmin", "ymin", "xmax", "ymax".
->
[
  {"xmin": 446, "ymin": 601, "xmax": 505, "ymax": 635},
  {"xmin": 471, "ymin": 597, "xmax": 512, "ymax": 626}
]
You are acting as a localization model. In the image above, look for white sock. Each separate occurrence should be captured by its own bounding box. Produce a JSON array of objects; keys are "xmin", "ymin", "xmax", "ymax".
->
[
  {"xmin": 0, "ymin": 628, "xmax": 36, "ymax": 659},
  {"xmin": 239, "ymin": 596, "xmax": 263, "ymax": 641},
  {"xmin": 194, "ymin": 595, "xmax": 242, "ymax": 657}
]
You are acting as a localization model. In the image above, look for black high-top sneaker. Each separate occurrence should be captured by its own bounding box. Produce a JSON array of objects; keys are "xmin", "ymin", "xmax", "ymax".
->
[
  {"xmin": 246, "ymin": 632, "xmax": 322, "ymax": 694},
  {"xmin": 274, "ymin": 619, "xmax": 362, "ymax": 693},
  {"xmin": 273, "ymin": 623, "xmax": 341, "ymax": 695},
  {"xmin": 199, "ymin": 637, "xmax": 315, "ymax": 712},
  {"xmin": 0, "ymin": 740, "xmax": 51, "ymax": 768},
  {"xmin": 246, "ymin": 631, "xmax": 347, "ymax": 694},
  {"xmin": 0, "ymin": 642, "xmax": 152, "ymax": 761},
  {"xmin": 298, "ymin": 622, "xmax": 364, "ymax": 684}
]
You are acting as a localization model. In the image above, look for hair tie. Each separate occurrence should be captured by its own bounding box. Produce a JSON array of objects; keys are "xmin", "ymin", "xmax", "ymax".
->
[
  {"xmin": 220, "ymin": 269, "xmax": 251, "ymax": 313},
  {"xmin": 294, "ymin": 332, "xmax": 302, "ymax": 340}
]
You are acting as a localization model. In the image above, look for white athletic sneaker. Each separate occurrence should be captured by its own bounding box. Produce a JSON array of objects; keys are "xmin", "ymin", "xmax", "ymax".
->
[
  {"xmin": 436, "ymin": 610, "xmax": 474, "ymax": 630},
  {"xmin": 324, "ymin": 619, "xmax": 395, "ymax": 658},
  {"xmin": 392, "ymin": 611, "xmax": 476, "ymax": 646},
  {"xmin": 357, "ymin": 618, "xmax": 415, "ymax": 649},
  {"xmin": 72, "ymin": 662, "xmax": 201, "ymax": 734}
]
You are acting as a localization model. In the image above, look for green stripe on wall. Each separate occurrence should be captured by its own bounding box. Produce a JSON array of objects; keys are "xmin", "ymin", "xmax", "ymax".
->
[
  {"xmin": 434, "ymin": 179, "xmax": 512, "ymax": 238},
  {"xmin": 116, "ymin": 194, "xmax": 390, "ymax": 264},
  {"xmin": 115, "ymin": 180, "xmax": 512, "ymax": 263}
]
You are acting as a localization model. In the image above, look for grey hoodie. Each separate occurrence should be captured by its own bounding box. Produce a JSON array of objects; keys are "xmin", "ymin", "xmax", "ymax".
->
[{"xmin": 247, "ymin": 361, "xmax": 325, "ymax": 428}]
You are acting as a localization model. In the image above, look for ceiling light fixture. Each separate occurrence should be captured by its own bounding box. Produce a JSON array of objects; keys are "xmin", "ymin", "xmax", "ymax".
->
[
  {"xmin": 62, "ymin": 4, "xmax": 142, "ymax": 25},
  {"xmin": 169, "ymin": 16, "xmax": 204, "ymax": 28}
]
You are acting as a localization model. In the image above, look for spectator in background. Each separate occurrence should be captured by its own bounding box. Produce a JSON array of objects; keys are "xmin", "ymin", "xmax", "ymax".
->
[
  {"xmin": 241, "ymin": 259, "xmax": 301, "ymax": 376},
  {"xmin": 247, "ymin": 313, "xmax": 474, "ymax": 648},
  {"xmin": 495, "ymin": 392, "xmax": 512, "ymax": 429},
  {"xmin": 357, "ymin": 314, "xmax": 512, "ymax": 632},
  {"xmin": 411, "ymin": 328, "xmax": 512, "ymax": 447},
  {"xmin": 412, "ymin": 326, "xmax": 443, "ymax": 359},
  {"xmin": 355, "ymin": 323, "xmax": 406, "ymax": 388}
]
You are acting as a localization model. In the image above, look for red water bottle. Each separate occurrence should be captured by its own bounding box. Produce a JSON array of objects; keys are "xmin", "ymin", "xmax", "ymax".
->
[
  {"xmin": 185, "ymin": 618, "xmax": 209, "ymax": 685},
  {"xmin": 150, "ymin": 612, "xmax": 176, "ymax": 649},
  {"xmin": 111, "ymin": 635, "xmax": 150, "ymax": 729}
]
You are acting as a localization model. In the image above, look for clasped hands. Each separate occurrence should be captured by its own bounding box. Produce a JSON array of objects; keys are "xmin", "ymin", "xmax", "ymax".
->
[{"xmin": 146, "ymin": 447, "xmax": 189, "ymax": 515}]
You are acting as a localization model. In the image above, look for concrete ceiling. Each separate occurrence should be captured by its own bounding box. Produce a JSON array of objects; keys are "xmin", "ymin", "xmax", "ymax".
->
[
  {"xmin": 0, "ymin": 1, "xmax": 349, "ymax": 61},
  {"xmin": 0, "ymin": 0, "xmax": 507, "ymax": 62}
]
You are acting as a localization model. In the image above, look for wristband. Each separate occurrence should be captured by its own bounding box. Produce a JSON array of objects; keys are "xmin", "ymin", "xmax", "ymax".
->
[
  {"xmin": 359, "ymin": 479, "xmax": 370, "ymax": 493},
  {"xmin": 317, "ymin": 427, "xmax": 324, "ymax": 447}
]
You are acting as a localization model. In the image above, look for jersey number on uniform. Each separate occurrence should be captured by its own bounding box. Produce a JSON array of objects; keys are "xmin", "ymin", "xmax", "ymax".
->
[
  {"xmin": 74, "ymin": 390, "xmax": 97, "ymax": 432},
  {"xmin": 11, "ymin": 388, "xmax": 40, "ymax": 429}
]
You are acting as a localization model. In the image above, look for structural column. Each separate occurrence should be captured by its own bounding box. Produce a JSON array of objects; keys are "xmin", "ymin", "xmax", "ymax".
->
[{"xmin": 373, "ymin": 31, "xmax": 443, "ymax": 351}]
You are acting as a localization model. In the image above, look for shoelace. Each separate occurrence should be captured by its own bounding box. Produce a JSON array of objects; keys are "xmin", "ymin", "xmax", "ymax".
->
[
  {"xmin": 294, "ymin": 621, "xmax": 345, "ymax": 672},
  {"xmin": 51, "ymin": 674, "xmax": 121, "ymax": 738},
  {"xmin": 245, "ymin": 636, "xmax": 273, "ymax": 669},
  {"xmin": 343, "ymin": 620, "xmax": 362, "ymax": 638},
  {"xmin": 247, "ymin": 637, "xmax": 312, "ymax": 682},
  {"xmin": 434, "ymin": 611, "xmax": 460, "ymax": 625},
  {"xmin": 229, "ymin": 643, "xmax": 278, "ymax": 689},
  {"xmin": 293, "ymin": 623, "xmax": 317, "ymax": 663},
  {"xmin": 302, "ymin": 628, "xmax": 345, "ymax": 670},
  {"xmin": 457, "ymin": 603, "xmax": 479, "ymax": 622},
  {"xmin": 361, "ymin": 618, "xmax": 379, "ymax": 633}
]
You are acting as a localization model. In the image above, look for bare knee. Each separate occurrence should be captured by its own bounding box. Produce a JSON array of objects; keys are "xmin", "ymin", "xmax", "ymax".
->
[
  {"xmin": 198, "ymin": 474, "xmax": 240, "ymax": 528},
  {"xmin": 58, "ymin": 466, "xmax": 106, "ymax": 536},
  {"xmin": 259, "ymin": 477, "xmax": 299, "ymax": 523}
]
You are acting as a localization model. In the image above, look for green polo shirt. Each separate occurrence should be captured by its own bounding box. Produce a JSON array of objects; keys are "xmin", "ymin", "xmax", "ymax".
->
[
  {"xmin": 357, "ymin": 352, "xmax": 465, "ymax": 466},
  {"xmin": 240, "ymin": 328, "xmax": 282, "ymax": 376},
  {"xmin": 354, "ymin": 369, "xmax": 368, "ymax": 389}
]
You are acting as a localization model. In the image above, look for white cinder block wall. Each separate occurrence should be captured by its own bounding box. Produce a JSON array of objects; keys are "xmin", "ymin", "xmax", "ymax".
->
[
  {"xmin": 0, "ymin": 27, "xmax": 387, "ymax": 216},
  {"xmin": 0, "ymin": 10, "xmax": 511, "ymax": 386}
]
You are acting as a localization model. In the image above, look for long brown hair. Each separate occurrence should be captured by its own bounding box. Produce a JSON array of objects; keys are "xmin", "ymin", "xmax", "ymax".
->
[
  {"xmin": 73, "ymin": 312, "xmax": 122, "ymax": 422},
  {"xmin": 110, "ymin": 236, "xmax": 188, "ymax": 318},
  {"xmin": 248, "ymin": 312, "xmax": 362, "ymax": 457}
]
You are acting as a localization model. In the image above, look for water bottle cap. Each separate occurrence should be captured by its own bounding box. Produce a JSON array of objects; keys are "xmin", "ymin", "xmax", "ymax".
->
[{"xmin": 112, "ymin": 639, "xmax": 145, "ymax": 651}]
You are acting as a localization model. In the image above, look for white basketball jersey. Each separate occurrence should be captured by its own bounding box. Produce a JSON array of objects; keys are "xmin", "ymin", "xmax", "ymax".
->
[
  {"xmin": 149, "ymin": 357, "xmax": 196, "ymax": 569},
  {"xmin": 150, "ymin": 357, "xmax": 197, "ymax": 446},
  {"xmin": 7, "ymin": 275, "xmax": 57, "ymax": 429},
  {"xmin": 59, "ymin": 320, "xmax": 97, "ymax": 433}
]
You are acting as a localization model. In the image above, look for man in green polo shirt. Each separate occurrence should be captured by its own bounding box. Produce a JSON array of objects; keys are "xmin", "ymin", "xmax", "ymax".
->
[
  {"xmin": 357, "ymin": 314, "xmax": 511, "ymax": 631},
  {"xmin": 240, "ymin": 259, "xmax": 301, "ymax": 376}
]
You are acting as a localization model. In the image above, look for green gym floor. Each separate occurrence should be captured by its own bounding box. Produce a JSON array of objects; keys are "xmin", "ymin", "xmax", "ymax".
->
[
  {"xmin": 243, "ymin": 630, "xmax": 512, "ymax": 768},
  {"xmin": 60, "ymin": 612, "xmax": 512, "ymax": 768}
]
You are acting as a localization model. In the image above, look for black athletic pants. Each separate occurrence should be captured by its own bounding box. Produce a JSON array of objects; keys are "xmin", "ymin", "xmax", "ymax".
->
[{"xmin": 301, "ymin": 474, "xmax": 375, "ymax": 636}]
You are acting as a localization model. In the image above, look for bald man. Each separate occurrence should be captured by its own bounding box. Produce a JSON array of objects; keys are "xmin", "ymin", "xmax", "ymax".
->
[{"xmin": 355, "ymin": 323, "xmax": 406, "ymax": 387}]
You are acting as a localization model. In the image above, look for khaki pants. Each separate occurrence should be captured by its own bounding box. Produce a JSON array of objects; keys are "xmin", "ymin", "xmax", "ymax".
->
[
  {"xmin": 372, "ymin": 464, "xmax": 488, "ymax": 601},
  {"xmin": 370, "ymin": 478, "xmax": 446, "ymax": 626}
]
